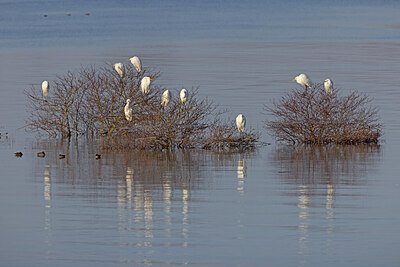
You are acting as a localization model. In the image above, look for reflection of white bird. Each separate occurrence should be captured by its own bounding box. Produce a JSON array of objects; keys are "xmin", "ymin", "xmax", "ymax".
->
[
  {"xmin": 180, "ymin": 88, "xmax": 187, "ymax": 104},
  {"xmin": 324, "ymin": 78, "xmax": 333, "ymax": 94},
  {"xmin": 292, "ymin": 74, "xmax": 311, "ymax": 89},
  {"xmin": 124, "ymin": 99, "xmax": 133, "ymax": 121},
  {"xmin": 140, "ymin": 76, "xmax": 152, "ymax": 95},
  {"xmin": 42, "ymin": 81, "xmax": 49, "ymax": 97},
  {"xmin": 127, "ymin": 56, "xmax": 142, "ymax": 72},
  {"xmin": 112, "ymin": 63, "xmax": 124, "ymax": 78},
  {"xmin": 236, "ymin": 114, "xmax": 246, "ymax": 133},
  {"xmin": 161, "ymin": 90, "xmax": 171, "ymax": 108}
]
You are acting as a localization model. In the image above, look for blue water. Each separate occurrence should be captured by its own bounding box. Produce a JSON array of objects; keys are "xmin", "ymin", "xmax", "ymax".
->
[
  {"xmin": 1, "ymin": 0, "xmax": 400, "ymax": 266},
  {"xmin": 1, "ymin": 0, "xmax": 400, "ymax": 48}
]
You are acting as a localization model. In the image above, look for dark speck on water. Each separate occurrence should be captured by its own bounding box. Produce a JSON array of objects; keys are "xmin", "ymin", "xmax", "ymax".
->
[
  {"xmin": 14, "ymin": 152, "xmax": 23, "ymax": 157},
  {"xmin": 36, "ymin": 151, "xmax": 45, "ymax": 157}
]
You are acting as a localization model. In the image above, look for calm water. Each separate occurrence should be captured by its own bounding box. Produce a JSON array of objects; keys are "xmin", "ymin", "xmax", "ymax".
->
[{"xmin": 1, "ymin": 0, "xmax": 400, "ymax": 266}]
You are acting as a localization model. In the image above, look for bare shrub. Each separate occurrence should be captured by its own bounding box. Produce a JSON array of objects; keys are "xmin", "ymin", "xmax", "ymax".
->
[
  {"xmin": 25, "ymin": 63, "xmax": 259, "ymax": 150},
  {"xmin": 202, "ymin": 120, "xmax": 260, "ymax": 151},
  {"xmin": 264, "ymin": 84, "xmax": 381, "ymax": 144}
]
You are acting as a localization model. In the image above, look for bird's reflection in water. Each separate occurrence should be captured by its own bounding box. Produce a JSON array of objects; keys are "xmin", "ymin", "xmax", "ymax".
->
[
  {"xmin": 43, "ymin": 165, "xmax": 52, "ymax": 260},
  {"xmin": 237, "ymin": 158, "xmax": 246, "ymax": 194},
  {"xmin": 271, "ymin": 144, "xmax": 381, "ymax": 265},
  {"xmin": 297, "ymin": 184, "xmax": 311, "ymax": 262}
]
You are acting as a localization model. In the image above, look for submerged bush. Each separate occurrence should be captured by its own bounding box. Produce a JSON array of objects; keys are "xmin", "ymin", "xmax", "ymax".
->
[
  {"xmin": 25, "ymin": 62, "xmax": 259, "ymax": 151},
  {"xmin": 264, "ymin": 84, "xmax": 381, "ymax": 144}
]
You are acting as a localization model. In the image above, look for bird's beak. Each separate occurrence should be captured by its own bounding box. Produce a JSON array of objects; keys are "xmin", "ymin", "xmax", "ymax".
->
[
  {"xmin": 112, "ymin": 64, "xmax": 115, "ymax": 67},
  {"xmin": 150, "ymin": 77, "xmax": 153, "ymax": 80},
  {"xmin": 125, "ymin": 59, "xmax": 130, "ymax": 61},
  {"xmin": 291, "ymin": 78, "xmax": 296, "ymax": 82}
]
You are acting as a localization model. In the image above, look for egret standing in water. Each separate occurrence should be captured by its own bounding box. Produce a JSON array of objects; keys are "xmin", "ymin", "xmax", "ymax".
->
[
  {"xmin": 324, "ymin": 78, "xmax": 333, "ymax": 94},
  {"xmin": 161, "ymin": 90, "xmax": 171, "ymax": 108},
  {"xmin": 127, "ymin": 56, "xmax": 142, "ymax": 73},
  {"xmin": 292, "ymin": 74, "xmax": 311, "ymax": 89},
  {"xmin": 236, "ymin": 114, "xmax": 246, "ymax": 134},
  {"xmin": 124, "ymin": 99, "xmax": 133, "ymax": 122},
  {"xmin": 42, "ymin": 81, "xmax": 49, "ymax": 97},
  {"xmin": 112, "ymin": 63, "xmax": 124, "ymax": 78},
  {"xmin": 180, "ymin": 88, "xmax": 187, "ymax": 104},
  {"xmin": 140, "ymin": 76, "xmax": 152, "ymax": 95}
]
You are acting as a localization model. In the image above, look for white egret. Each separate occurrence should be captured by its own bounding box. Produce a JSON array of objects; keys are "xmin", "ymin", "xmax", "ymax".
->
[
  {"xmin": 42, "ymin": 80, "xmax": 49, "ymax": 97},
  {"xmin": 127, "ymin": 56, "xmax": 142, "ymax": 72},
  {"xmin": 140, "ymin": 76, "xmax": 152, "ymax": 95},
  {"xmin": 124, "ymin": 99, "xmax": 133, "ymax": 122},
  {"xmin": 236, "ymin": 114, "xmax": 246, "ymax": 133},
  {"xmin": 180, "ymin": 88, "xmax": 187, "ymax": 104},
  {"xmin": 324, "ymin": 78, "xmax": 333, "ymax": 94},
  {"xmin": 161, "ymin": 90, "xmax": 171, "ymax": 108},
  {"xmin": 292, "ymin": 74, "xmax": 311, "ymax": 89},
  {"xmin": 112, "ymin": 63, "xmax": 124, "ymax": 78}
]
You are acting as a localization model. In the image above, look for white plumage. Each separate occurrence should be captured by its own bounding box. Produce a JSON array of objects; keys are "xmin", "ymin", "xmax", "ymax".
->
[
  {"xmin": 124, "ymin": 99, "xmax": 133, "ymax": 122},
  {"xmin": 292, "ymin": 74, "xmax": 311, "ymax": 89},
  {"xmin": 42, "ymin": 80, "xmax": 49, "ymax": 97},
  {"xmin": 180, "ymin": 88, "xmax": 187, "ymax": 104},
  {"xmin": 161, "ymin": 90, "xmax": 171, "ymax": 108},
  {"xmin": 140, "ymin": 76, "xmax": 152, "ymax": 95},
  {"xmin": 324, "ymin": 78, "xmax": 333, "ymax": 94},
  {"xmin": 127, "ymin": 56, "xmax": 142, "ymax": 72},
  {"xmin": 112, "ymin": 63, "xmax": 124, "ymax": 78},
  {"xmin": 236, "ymin": 114, "xmax": 246, "ymax": 133}
]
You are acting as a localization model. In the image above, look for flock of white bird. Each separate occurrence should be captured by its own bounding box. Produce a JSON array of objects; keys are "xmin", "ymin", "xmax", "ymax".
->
[
  {"xmin": 40, "ymin": 58, "xmax": 333, "ymax": 135},
  {"xmin": 292, "ymin": 73, "xmax": 333, "ymax": 94}
]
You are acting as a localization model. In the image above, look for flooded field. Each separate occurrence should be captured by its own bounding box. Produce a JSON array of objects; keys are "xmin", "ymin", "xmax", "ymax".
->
[{"xmin": 1, "ymin": 0, "xmax": 400, "ymax": 266}]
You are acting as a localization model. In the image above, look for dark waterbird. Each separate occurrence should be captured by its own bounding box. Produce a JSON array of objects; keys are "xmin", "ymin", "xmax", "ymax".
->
[
  {"xmin": 37, "ymin": 151, "xmax": 45, "ymax": 157},
  {"xmin": 95, "ymin": 154, "xmax": 101, "ymax": 159},
  {"xmin": 14, "ymin": 152, "xmax": 23, "ymax": 157},
  {"xmin": 58, "ymin": 154, "xmax": 65, "ymax": 159}
]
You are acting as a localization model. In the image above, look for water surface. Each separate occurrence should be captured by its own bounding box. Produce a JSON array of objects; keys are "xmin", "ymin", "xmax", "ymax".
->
[{"xmin": 1, "ymin": 0, "xmax": 400, "ymax": 266}]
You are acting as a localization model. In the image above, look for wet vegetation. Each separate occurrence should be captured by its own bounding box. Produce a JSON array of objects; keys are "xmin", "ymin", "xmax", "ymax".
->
[
  {"xmin": 25, "ymin": 63, "xmax": 259, "ymax": 151},
  {"xmin": 264, "ymin": 84, "xmax": 381, "ymax": 144}
]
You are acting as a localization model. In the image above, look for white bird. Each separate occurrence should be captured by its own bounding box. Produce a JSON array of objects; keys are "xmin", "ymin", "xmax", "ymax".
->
[
  {"xmin": 140, "ymin": 76, "xmax": 152, "ymax": 95},
  {"xmin": 42, "ymin": 80, "xmax": 49, "ymax": 97},
  {"xmin": 236, "ymin": 114, "xmax": 246, "ymax": 133},
  {"xmin": 324, "ymin": 78, "xmax": 333, "ymax": 94},
  {"xmin": 180, "ymin": 88, "xmax": 187, "ymax": 104},
  {"xmin": 161, "ymin": 90, "xmax": 171, "ymax": 108},
  {"xmin": 292, "ymin": 74, "xmax": 311, "ymax": 89},
  {"xmin": 124, "ymin": 99, "xmax": 133, "ymax": 122},
  {"xmin": 127, "ymin": 56, "xmax": 142, "ymax": 72},
  {"xmin": 112, "ymin": 63, "xmax": 124, "ymax": 78}
]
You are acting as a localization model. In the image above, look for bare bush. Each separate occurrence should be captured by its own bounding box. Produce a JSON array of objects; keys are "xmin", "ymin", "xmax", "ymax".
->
[
  {"xmin": 264, "ymin": 84, "xmax": 381, "ymax": 144},
  {"xmin": 25, "ymin": 63, "xmax": 259, "ymax": 150}
]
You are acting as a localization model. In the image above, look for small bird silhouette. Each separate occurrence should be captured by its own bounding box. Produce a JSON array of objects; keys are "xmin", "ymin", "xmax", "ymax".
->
[
  {"xmin": 14, "ymin": 152, "xmax": 23, "ymax": 157},
  {"xmin": 37, "ymin": 151, "xmax": 46, "ymax": 157}
]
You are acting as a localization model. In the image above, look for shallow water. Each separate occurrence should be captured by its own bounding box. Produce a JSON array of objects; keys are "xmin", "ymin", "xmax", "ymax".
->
[{"xmin": 1, "ymin": 0, "xmax": 400, "ymax": 266}]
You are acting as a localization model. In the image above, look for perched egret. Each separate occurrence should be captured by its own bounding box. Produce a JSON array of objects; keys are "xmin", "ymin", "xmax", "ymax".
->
[
  {"xmin": 180, "ymin": 88, "xmax": 187, "ymax": 104},
  {"xmin": 127, "ymin": 56, "xmax": 142, "ymax": 72},
  {"xmin": 140, "ymin": 76, "xmax": 152, "ymax": 95},
  {"xmin": 42, "ymin": 81, "xmax": 49, "ymax": 97},
  {"xmin": 292, "ymin": 74, "xmax": 311, "ymax": 89},
  {"xmin": 236, "ymin": 114, "xmax": 246, "ymax": 133},
  {"xmin": 161, "ymin": 90, "xmax": 171, "ymax": 108},
  {"xmin": 324, "ymin": 78, "xmax": 333, "ymax": 94},
  {"xmin": 124, "ymin": 99, "xmax": 133, "ymax": 121},
  {"xmin": 112, "ymin": 63, "xmax": 124, "ymax": 78}
]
